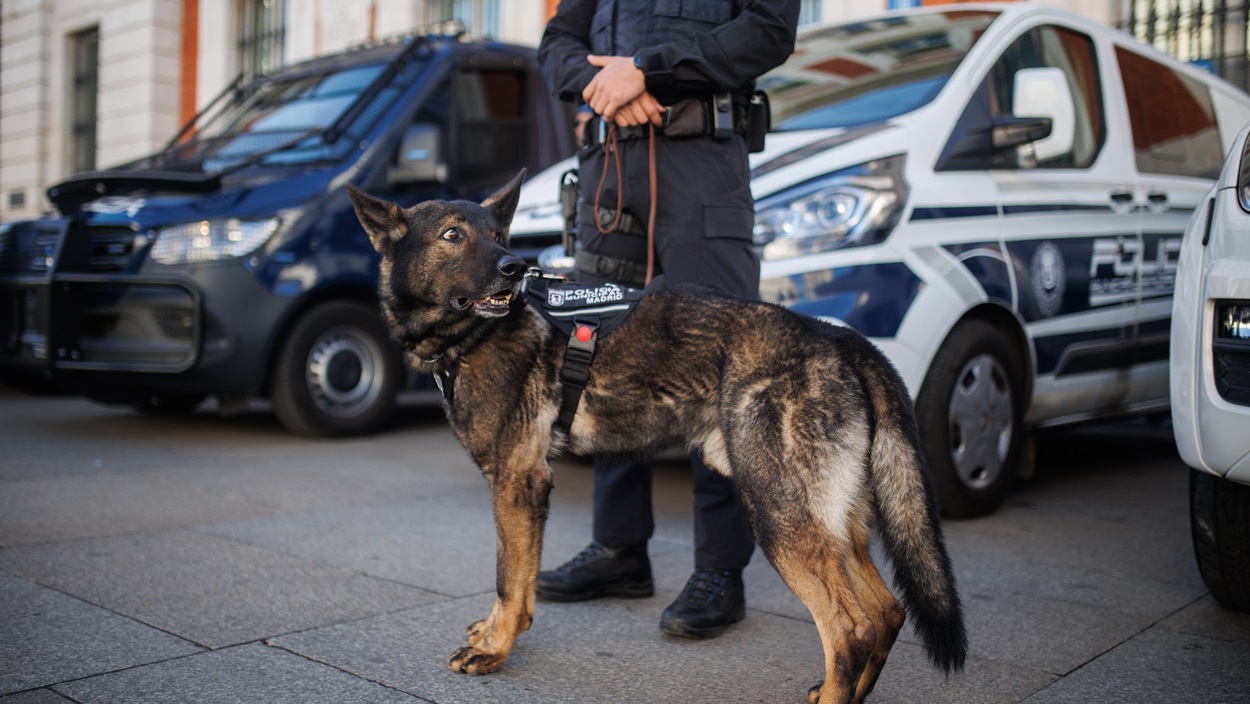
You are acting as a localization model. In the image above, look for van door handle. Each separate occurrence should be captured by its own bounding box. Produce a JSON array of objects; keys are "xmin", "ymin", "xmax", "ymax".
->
[
  {"xmin": 1109, "ymin": 189, "xmax": 1134, "ymax": 213},
  {"xmin": 1147, "ymin": 191, "xmax": 1169, "ymax": 211}
]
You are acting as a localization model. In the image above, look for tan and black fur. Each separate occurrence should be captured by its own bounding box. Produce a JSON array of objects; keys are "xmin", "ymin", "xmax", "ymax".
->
[{"xmin": 347, "ymin": 172, "xmax": 966, "ymax": 703}]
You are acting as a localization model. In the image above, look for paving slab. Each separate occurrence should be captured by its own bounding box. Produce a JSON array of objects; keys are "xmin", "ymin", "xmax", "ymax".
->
[
  {"xmin": 0, "ymin": 471, "xmax": 281, "ymax": 548},
  {"xmin": 1020, "ymin": 626, "xmax": 1250, "ymax": 704},
  {"xmin": 54, "ymin": 643, "xmax": 424, "ymax": 704},
  {"xmin": 0, "ymin": 690, "xmax": 76, "ymax": 703},
  {"xmin": 947, "ymin": 548, "xmax": 1206, "ymax": 618},
  {"xmin": 0, "ymin": 395, "xmax": 454, "ymax": 483},
  {"xmin": 204, "ymin": 490, "xmax": 692, "ymax": 600},
  {"xmin": 203, "ymin": 495, "xmax": 524, "ymax": 598},
  {"xmin": 0, "ymin": 571, "xmax": 201, "ymax": 694},
  {"xmin": 958, "ymin": 587, "xmax": 1157, "ymax": 675},
  {"xmin": 0, "ymin": 530, "xmax": 442, "ymax": 649},
  {"xmin": 867, "ymin": 641, "xmax": 1056, "ymax": 704},
  {"xmin": 940, "ymin": 506, "xmax": 1200, "ymax": 590},
  {"xmin": 274, "ymin": 591, "xmax": 827, "ymax": 703},
  {"xmin": 1155, "ymin": 594, "xmax": 1250, "ymax": 644}
]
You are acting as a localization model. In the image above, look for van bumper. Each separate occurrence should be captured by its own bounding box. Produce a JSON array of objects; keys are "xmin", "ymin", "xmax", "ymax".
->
[{"xmin": 1, "ymin": 236, "xmax": 289, "ymax": 402}]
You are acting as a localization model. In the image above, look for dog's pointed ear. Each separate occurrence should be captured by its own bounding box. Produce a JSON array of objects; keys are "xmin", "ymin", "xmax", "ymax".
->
[
  {"xmin": 481, "ymin": 169, "xmax": 527, "ymax": 232},
  {"xmin": 347, "ymin": 185, "xmax": 406, "ymax": 253}
]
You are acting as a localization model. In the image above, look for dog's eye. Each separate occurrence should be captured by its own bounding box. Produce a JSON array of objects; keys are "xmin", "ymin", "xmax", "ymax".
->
[
  {"xmin": 442, "ymin": 228, "xmax": 461, "ymax": 241},
  {"xmin": 493, "ymin": 230, "xmax": 503, "ymax": 241}
]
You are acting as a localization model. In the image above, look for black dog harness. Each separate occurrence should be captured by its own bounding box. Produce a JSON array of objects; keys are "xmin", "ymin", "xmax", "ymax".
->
[{"xmin": 524, "ymin": 272, "xmax": 662, "ymax": 431}]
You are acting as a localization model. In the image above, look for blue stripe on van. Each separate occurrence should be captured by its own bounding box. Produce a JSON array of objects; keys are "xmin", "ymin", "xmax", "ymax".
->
[
  {"xmin": 1002, "ymin": 204, "xmax": 1113, "ymax": 215},
  {"xmin": 909, "ymin": 205, "xmax": 997, "ymax": 221},
  {"xmin": 1033, "ymin": 325, "xmax": 1171, "ymax": 376},
  {"xmin": 764, "ymin": 262, "xmax": 922, "ymax": 338},
  {"xmin": 944, "ymin": 241, "xmax": 1012, "ymax": 304}
]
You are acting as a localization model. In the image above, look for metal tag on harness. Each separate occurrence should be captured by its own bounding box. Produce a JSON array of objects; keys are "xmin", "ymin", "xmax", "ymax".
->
[{"xmin": 560, "ymin": 168, "xmax": 579, "ymax": 257}]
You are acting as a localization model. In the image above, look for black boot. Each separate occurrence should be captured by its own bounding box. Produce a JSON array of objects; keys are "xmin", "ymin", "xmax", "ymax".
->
[
  {"xmin": 660, "ymin": 568, "xmax": 746, "ymax": 639},
  {"xmin": 536, "ymin": 542, "xmax": 654, "ymax": 602}
]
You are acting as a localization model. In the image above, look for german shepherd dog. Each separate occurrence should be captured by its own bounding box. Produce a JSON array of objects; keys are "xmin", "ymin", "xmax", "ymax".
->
[{"xmin": 347, "ymin": 171, "xmax": 966, "ymax": 703}]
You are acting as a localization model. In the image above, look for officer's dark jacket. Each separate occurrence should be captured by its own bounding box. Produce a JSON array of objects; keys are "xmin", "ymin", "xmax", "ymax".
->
[{"xmin": 538, "ymin": 0, "xmax": 800, "ymax": 104}]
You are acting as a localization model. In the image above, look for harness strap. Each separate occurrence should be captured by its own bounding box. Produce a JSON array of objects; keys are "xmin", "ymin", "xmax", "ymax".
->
[{"xmin": 556, "ymin": 319, "xmax": 598, "ymax": 432}]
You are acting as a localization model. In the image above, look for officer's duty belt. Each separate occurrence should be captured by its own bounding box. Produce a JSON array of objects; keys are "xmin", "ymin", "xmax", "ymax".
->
[
  {"xmin": 575, "ymin": 251, "xmax": 651, "ymax": 287},
  {"xmin": 577, "ymin": 206, "xmax": 647, "ymax": 238}
]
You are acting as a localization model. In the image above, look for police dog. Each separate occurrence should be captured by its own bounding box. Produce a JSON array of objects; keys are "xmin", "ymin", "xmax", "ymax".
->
[{"xmin": 347, "ymin": 172, "xmax": 966, "ymax": 703}]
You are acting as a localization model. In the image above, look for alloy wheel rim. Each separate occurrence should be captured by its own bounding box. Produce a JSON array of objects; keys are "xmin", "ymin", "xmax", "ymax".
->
[{"xmin": 947, "ymin": 353, "xmax": 1013, "ymax": 491}]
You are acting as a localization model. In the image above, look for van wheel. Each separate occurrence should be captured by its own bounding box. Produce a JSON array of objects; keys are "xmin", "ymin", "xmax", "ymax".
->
[
  {"xmin": 1191, "ymin": 468, "xmax": 1250, "ymax": 612},
  {"xmin": 916, "ymin": 319, "xmax": 1023, "ymax": 518},
  {"xmin": 270, "ymin": 300, "xmax": 402, "ymax": 437}
]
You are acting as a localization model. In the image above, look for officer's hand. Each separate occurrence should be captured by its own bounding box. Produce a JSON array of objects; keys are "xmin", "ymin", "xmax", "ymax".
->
[
  {"xmin": 584, "ymin": 55, "xmax": 647, "ymax": 121},
  {"xmin": 613, "ymin": 92, "xmax": 664, "ymax": 128}
]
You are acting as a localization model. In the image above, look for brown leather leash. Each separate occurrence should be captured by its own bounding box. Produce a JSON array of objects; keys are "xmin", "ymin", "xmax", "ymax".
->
[{"xmin": 592, "ymin": 122, "xmax": 658, "ymax": 285}]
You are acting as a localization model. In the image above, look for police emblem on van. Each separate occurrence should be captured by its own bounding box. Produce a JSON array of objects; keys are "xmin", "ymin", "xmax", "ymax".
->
[{"xmin": 1031, "ymin": 241, "xmax": 1066, "ymax": 318}]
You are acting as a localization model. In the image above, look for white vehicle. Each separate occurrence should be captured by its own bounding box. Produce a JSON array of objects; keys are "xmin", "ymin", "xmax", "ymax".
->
[
  {"xmin": 510, "ymin": 4, "xmax": 1250, "ymax": 516},
  {"xmin": 1171, "ymin": 124, "xmax": 1250, "ymax": 613}
]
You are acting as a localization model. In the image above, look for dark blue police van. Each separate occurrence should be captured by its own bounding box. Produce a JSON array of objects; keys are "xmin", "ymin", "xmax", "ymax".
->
[{"xmin": 0, "ymin": 28, "xmax": 574, "ymax": 435}]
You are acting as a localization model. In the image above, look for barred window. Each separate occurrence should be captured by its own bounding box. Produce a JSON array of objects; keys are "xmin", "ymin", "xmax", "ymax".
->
[
  {"xmin": 1124, "ymin": 0, "xmax": 1250, "ymax": 92},
  {"xmin": 69, "ymin": 26, "xmax": 99, "ymax": 174},
  {"xmin": 429, "ymin": 0, "xmax": 499, "ymax": 38},
  {"xmin": 237, "ymin": 0, "xmax": 285, "ymax": 78},
  {"xmin": 799, "ymin": 0, "xmax": 821, "ymax": 26}
]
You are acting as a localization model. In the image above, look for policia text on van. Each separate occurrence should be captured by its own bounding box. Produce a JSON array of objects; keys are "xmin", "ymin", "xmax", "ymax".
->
[{"xmin": 0, "ymin": 27, "xmax": 576, "ymax": 436}]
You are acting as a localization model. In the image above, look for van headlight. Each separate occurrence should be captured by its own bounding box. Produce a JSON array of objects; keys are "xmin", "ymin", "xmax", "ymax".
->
[
  {"xmin": 149, "ymin": 217, "xmax": 282, "ymax": 265},
  {"xmin": 753, "ymin": 155, "xmax": 907, "ymax": 261}
]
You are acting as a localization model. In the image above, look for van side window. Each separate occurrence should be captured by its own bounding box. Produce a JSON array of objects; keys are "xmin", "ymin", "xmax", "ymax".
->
[
  {"xmin": 455, "ymin": 68, "xmax": 530, "ymax": 192},
  {"xmin": 938, "ymin": 26, "xmax": 1104, "ymax": 171},
  {"xmin": 1116, "ymin": 47, "xmax": 1223, "ymax": 179}
]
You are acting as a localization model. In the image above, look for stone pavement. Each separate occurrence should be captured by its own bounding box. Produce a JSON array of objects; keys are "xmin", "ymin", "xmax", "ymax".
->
[{"xmin": 1, "ymin": 388, "xmax": 1248, "ymax": 703}]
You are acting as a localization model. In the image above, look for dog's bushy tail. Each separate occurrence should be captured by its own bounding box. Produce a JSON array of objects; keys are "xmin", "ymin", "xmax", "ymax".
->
[{"xmin": 864, "ymin": 359, "xmax": 967, "ymax": 675}]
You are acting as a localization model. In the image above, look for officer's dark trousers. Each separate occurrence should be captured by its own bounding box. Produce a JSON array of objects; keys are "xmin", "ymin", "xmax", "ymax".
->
[{"xmin": 575, "ymin": 129, "xmax": 757, "ymax": 571}]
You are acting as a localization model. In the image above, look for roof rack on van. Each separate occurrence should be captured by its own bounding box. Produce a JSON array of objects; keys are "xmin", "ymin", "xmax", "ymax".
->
[
  {"xmin": 348, "ymin": 19, "xmax": 468, "ymax": 54},
  {"xmin": 47, "ymin": 22, "xmax": 461, "ymax": 214}
]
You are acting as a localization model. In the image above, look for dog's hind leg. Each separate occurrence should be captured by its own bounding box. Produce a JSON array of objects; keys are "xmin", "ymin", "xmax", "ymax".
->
[
  {"xmin": 448, "ymin": 463, "xmax": 554, "ymax": 675},
  {"xmin": 843, "ymin": 520, "xmax": 905, "ymax": 703},
  {"xmin": 764, "ymin": 527, "xmax": 878, "ymax": 704}
]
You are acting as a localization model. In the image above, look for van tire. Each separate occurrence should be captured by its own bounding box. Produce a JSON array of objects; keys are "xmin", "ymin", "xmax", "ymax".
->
[
  {"xmin": 916, "ymin": 319, "xmax": 1023, "ymax": 518},
  {"xmin": 270, "ymin": 300, "xmax": 402, "ymax": 437},
  {"xmin": 1191, "ymin": 468, "xmax": 1250, "ymax": 612}
]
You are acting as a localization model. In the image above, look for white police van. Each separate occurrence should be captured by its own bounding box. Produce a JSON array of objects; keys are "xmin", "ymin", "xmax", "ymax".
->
[{"xmin": 510, "ymin": 4, "xmax": 1250, "ymax": 516}]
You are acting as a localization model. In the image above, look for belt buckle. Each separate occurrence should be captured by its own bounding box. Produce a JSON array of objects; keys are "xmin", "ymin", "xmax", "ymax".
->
[{"xmin": 596, "ymin": 256, "xmax": 614, "ymax": 277}]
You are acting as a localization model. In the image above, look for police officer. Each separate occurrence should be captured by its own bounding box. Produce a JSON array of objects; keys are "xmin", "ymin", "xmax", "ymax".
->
[{"xmin": 536, "ymin": 0, "xmax": 800, "ymax": 639}]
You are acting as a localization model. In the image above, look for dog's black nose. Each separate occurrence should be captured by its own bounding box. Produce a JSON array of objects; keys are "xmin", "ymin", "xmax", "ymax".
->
[{"xmin": 498, "ymin": 254, "xmax": 526, "ymax": 278}]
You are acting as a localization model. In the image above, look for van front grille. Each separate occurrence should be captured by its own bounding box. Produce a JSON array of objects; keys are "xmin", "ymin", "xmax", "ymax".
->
[
  {"xmin": 88, "ymin": 227, "xmax": 139, "ymax": 272},
  {"xmin": 0, "ymin": 224, "xmax": 62, "ymax": 278}
]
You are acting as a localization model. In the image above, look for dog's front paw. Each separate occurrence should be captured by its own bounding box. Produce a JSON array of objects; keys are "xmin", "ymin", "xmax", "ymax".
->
[{"xmin": 448, "ymin": 645, "xmax": 507, "ymax": 675}]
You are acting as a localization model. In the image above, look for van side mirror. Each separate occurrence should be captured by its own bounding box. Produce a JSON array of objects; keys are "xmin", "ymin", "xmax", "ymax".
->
[
  {"xmin": 388, "ymin": 123, "xmax": 445, "ymax": 186},
  {"xmin": 1012, "ymin": 67, "xmax": 1076, "ymax": 163},
  {"xmin": 991, "ymin": 116, "xmax": 1052, "ymax": 150}
]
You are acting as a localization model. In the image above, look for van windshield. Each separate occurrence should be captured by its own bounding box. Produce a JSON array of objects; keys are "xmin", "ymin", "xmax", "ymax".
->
[
  {"xmin": 196, "ymin": 63, "xmax": 391, "ymax": 169},
  {"xmin": 763, "ymin": 10, "xmax": 999, "ymax": 131},
  {"xmin": 161, "ymin": 46, "xmax": 426, "ymax": 171}
]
